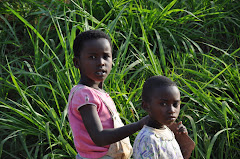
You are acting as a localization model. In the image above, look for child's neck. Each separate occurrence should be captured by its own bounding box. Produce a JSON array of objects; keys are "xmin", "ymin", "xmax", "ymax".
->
[
  {"xmin": 79, "ymin": 79, "xmax": 103, "ymax": 90},
  {"xmin": 147, "ymin": 118, "xmax": 165, "ymax": 130}
]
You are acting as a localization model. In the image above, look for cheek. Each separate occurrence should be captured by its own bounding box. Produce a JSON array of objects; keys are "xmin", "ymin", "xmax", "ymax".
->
[
  {"xmin": 175, "ymin": 106, "xmax": 180, "ymax": 114},
  {"xmin": 150, "ymin": 106, "xmax": 164, "ymax": 116},
  {"xmin": 107, "ymin": 61, "xmax": 113, "ymax": 70},
  {"xmin": 108, "ymin": 59, "xmax": 112, "ymax": 65},
  {"xmin": 108, "ymin": 60, "xmax": 112, "ymax": 66}
]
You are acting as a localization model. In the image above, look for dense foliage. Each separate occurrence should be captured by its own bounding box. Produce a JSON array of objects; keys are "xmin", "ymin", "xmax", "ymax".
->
[{"xmin": 0, "ymin": 0, "xmax": 239, "ymax": 158}]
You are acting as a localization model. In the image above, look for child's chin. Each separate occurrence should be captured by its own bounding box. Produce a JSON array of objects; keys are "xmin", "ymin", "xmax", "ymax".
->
[
  {"xmin": 166, "ymin": 121, "xmax": 176, "ymax": 126},
  {"xmin": 94, "ymin": 77, "xmax": 105, "ymax": 82}
]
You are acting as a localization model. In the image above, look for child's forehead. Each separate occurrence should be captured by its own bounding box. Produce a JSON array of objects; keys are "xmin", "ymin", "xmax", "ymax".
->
[
  {"xmin": 152, "ymin": 86, "xmax": 180, "ymax": 97},
  {"xmin": 83, "ymin": 38, "xmax": 110, "ymax": 45},
  {"xmin": 81, "ymin": 38, "xmax": 111, "ymax": 50},
  {"xmin": 77, "ymin": 38, "xmax": 112, "ymax": 57},
  {"xmin": 154, "ymin": 85, "xmax": 177, "ymax": 90}
]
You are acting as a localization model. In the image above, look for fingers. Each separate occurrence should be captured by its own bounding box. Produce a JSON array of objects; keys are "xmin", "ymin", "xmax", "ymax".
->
[
  {"xmin": 176, "ymin": 121, "xmax": 188, "ymax": 135},
  {"xmin": 177, "ymin": 121, "xmax": 182, "ymax": 125}
]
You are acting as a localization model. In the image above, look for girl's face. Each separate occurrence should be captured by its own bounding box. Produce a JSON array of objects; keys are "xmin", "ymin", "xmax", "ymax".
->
[
  {"xmin": 74, "ymin": 38, "xmax": 112, "ymax": 85},
  {"xmin": 144, "ymin": 86, "xmax": 181, "ymax": 128}
]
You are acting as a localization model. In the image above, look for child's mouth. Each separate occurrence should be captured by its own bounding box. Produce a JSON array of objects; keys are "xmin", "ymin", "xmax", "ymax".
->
[
  {"xmin": 167, "ymin": 116, "xmax": 176, "ymax": 121},
  {"xmin": 96, "ymin": 70, "xmax": 106, "ymax": 76}
]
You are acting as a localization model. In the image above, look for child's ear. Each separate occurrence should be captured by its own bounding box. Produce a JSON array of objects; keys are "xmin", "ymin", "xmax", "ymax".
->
[
  {"xmin": 142, "ymin": 101, "xmax": 151, "ymax": 113},
  {"xmin": 73, "ymin": 57, "xmax": 80, "ymax": 68}
]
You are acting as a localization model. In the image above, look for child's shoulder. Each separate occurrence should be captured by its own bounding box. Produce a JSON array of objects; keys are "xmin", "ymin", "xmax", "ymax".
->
[
  {"xmin": 69, "ymin": 85, "xmax": 100, "ymax": 102},
  {"xmin": 135, "ymin": 126, "xmax": 158, "ymax": 142},
  {"xmin": 133, "ymin": 126, "xmax": 161, "ymax": 153},
  {"xmin": 71, "ymin": 84, "xmax": 89, "ymax": 91},
  {"xmin": 70, "ymin": 85, "xmax": 96, "ymax": 95},
  {"xmin": 137, "ymin": 125, "xmax": 174, "ymax": 141}
]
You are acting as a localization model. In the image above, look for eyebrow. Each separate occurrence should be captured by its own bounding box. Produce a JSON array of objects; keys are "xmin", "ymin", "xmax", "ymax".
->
[
  {"xmin": 158, "ymin": 99, "xmax": 180, "ymax": 102},
  {"xmin": 88, "ymin": 52, "xmax": 111, "ymax": 55}
]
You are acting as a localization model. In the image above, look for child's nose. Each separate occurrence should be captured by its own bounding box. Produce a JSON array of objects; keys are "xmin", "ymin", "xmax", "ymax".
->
[
  {"xmin": 98, "ymin": 58, "xmax": 105, "ymax": 66},
  {"xmin": 168, "ymin": 105, "xmax": 175, "ymax": 113}
]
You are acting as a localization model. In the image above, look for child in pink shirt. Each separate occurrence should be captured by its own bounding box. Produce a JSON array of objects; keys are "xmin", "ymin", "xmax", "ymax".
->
[{"xmin": 68, "ymin": 30, "xmax": 149, "ymax": 159}]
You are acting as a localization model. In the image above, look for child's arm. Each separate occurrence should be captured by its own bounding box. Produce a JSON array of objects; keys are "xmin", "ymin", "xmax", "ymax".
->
[
  {"xmin": 168, "ymin": 121, "xmax": 188, "ymax": 134},
  {"xmin": 168, "ymin": 121, "xmax": 195, "ymax": 159},
  {"xmin": 175, "ymin": 121, "xmax": 188, "ymax": 134},
  {"xmin": 79, "ymin": 104, "xmax": 148, "ymax": 147}
]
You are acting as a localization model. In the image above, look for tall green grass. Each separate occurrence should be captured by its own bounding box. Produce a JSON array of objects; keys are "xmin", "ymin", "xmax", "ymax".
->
[{"xmin": 0, "ymin": 0, "xmax": 240, "ymax": 158}]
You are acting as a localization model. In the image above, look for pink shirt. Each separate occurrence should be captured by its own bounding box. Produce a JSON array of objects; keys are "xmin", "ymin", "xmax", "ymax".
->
[{"xmin": 68, "ymin": 85, "xmax": 117, "ymax": 158}]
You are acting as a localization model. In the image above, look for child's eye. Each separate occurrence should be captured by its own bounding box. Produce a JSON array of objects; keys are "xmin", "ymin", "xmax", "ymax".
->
[
  {"xmin": 160, "ymin": 103, "xmax": 167, "ymax": 106},
  {"xmin": 90, "ymin": 56, "xmax": 96, "ymax": 59},
  {"xmin": 103, "ymin": 54, "xmax": 110, "ymax": 60},
  {"xmin": 173, "ymin": 101, "xmax": 180, "ymax": 107}
]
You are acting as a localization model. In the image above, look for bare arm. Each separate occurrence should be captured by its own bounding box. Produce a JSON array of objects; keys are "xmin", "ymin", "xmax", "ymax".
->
[
  {"xmin": 168, "ymin": 121, "xmax": 188, "ymax": 135},
  {"xmin": 168, "ymin": 121, "xmax": 195, "ymax": 159},
  {"xmin": 79, "ymin": 104, "xmax": 148, "ymax": 147}
]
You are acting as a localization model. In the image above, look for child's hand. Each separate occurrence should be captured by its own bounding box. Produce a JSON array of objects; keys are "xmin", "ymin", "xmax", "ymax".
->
[
  {"xmin": 176, "ymin": 121, "xmax": 188, "ymax": 135},
  {"xmin": 168, "ymin": 121, "xmax": 188, "ymax": 135},
  {"xmin": 137, "ymin": 115, "xmax": 150, "ymax": 129}
]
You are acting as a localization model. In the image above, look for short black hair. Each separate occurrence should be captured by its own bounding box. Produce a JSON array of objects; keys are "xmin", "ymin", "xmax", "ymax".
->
[
  {"xmin": 142, "ymin": 76, "xmax": 177, "ymax": 103},
  {"xmin": 73, "ymin": 30, "xmax": 112, "ymax": 57}
]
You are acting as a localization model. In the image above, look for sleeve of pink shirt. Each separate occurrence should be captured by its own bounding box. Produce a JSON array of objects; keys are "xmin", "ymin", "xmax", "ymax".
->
[{"xmin": 71, "ymin": 86, "xmax": 101, "ymax": 114}]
